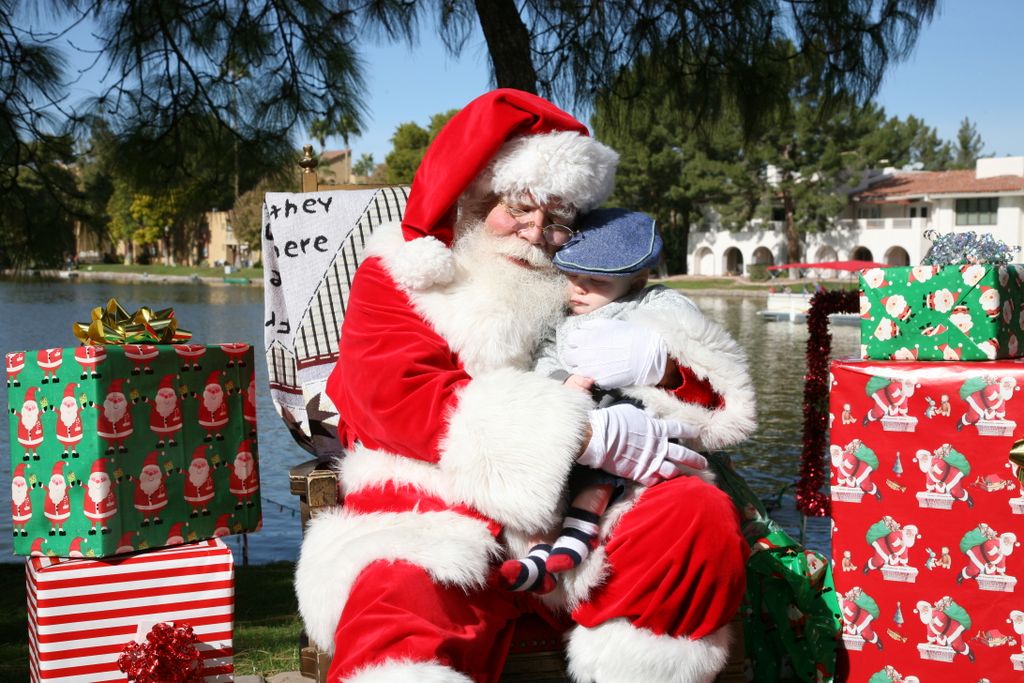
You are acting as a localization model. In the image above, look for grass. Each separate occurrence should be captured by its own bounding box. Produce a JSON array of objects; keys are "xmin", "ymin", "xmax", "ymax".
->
[
  {"xmin": 78, "ymin": 263, "xmax": 264, "ymax": 280},
  {"xmin": 658, "ymin": 275, "xmax": 860, "ymax": 292},
  {"xmin": 1, "ymin": 560, "xmax": 302, "ymax": 682}
]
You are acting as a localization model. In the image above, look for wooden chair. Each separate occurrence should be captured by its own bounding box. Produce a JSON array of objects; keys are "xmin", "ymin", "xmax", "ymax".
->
[{"xmin": 269, "ymin": 147, "xmax": 746, "ymax": 682}]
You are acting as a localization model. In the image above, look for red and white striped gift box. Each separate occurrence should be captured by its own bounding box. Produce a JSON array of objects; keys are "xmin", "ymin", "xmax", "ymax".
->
[{"xmin": 26, "ymin": 538, "xmax": 234, "ymax": 683}]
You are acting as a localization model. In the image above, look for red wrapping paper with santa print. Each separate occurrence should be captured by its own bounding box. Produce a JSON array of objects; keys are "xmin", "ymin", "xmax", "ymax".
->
[
  {"xmin": 27, "ymin": 538, "xmax": 233, "ymax": 682},
  {"xmin": 6, "ymin": 344, "xmax": 260, "ymax": 558},
  {"xmin": 829, "ymin": 358, "xmax": 1024, "ymax": 682}
]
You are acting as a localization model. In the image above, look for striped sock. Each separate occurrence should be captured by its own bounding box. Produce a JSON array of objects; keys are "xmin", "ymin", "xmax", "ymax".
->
[
  {"xmin": 545, "ymin": 508, "xmax": 601, "ymax": 574},
  {"xmin": 499, "ymin": 544, "xmax": 555, "ymax": 593}
]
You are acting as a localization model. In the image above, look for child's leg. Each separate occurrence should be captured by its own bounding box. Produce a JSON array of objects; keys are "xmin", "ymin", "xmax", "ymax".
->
[
  {"xmin": 546, "ymin": 483, "xmax": 614, "ymax": 574},
  {"xmin": 499, "ymin": 542, "xmax": 556, "ymax": 594}
]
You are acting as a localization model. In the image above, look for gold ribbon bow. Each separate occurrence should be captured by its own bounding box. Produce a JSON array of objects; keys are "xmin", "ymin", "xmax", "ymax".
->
[
  {"xmin": 73, "ymin": 299, "xmax": 192, "ymax": 345},
  {"xmin": 1011, "ymin": 439, "xmax": 1024, "ymax": 486}
]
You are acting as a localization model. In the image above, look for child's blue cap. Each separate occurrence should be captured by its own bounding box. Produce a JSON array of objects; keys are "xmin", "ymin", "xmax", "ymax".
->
[{"xmin": 553, "ymin": 208, "xmax": 662, "ymax": 276}]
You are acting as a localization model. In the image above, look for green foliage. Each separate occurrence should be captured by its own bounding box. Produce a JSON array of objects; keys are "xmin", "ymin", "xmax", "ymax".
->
[
  {"xmin": 953, "ymin": 117, "xmax": 985, "ymax": 169},
  {"xmin": 384, "ymin": 110, "xmax": 458, "ymax": 183},
  {"xmin": 352, "ymin": 153, "xmax": 376, "ymax": 178}
]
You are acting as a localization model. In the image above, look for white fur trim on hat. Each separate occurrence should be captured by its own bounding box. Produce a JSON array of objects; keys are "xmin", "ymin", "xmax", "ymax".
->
[
  {"xmin": 294, "ymin": 507, "xmax": 500, "ymax": 652},
  {"xmin": 347, "ymin": 659, "xmax": 473, "ymax": 683},
  {"xmin": 366, "ymin": 222, "xmax": 456, "ymax": 290},
  {"xmin": 567, "ymin": 619, "xmax": 733, "ymax": 683},
  {"xmin": 483, "ymin": 131, "xmax": 619, "ymax": 212}
]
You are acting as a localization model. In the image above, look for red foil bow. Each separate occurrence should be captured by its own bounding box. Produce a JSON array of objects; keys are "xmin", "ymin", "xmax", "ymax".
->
[{"xmin": 117, "ymin": 622, "xmax": 204, "ymax": 683}]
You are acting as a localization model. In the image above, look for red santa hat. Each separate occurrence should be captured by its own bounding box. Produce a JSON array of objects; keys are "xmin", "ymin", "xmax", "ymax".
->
[
  {"xmin": 191, "ymin": 445, "xmax": 208, "ymax": 463},
  {"xmin": 68, "ymin": 537, "xmax": 84, "ymax": 556},
  {"xmin": 63, "ymin": 382, "xmax": 78, "ymax": 399},
  {"xmin": 24, "ymin": 386, "xmax": 37, "ymax": 403},
  {"xmin": 236, "ymin": 440, "xmax": 253, "ymax": 456},
  {"xmin": 116, "ymin": 531, "xmax": 135, "ymax": 552},
  {"xmin": 143, "ymin": 452, "xmax": 159, "ymax": 470},
  {"xmin": 205, "ymin": 371, "xmax": 222, "ymax": 388},
  {"xmin": 31, "ymin": 538, "xmax": 45, "ymax": 555},
  {"xmin": 91, "ymin": 458, "xmax": 109, "ymax": 476},
  {"xmin": 392, "ymin": 89, "xmax": 619, "ymax": 288},
  {"xmin": 108, "ymin": 378, "xmax": 126, "ymax": 395},
  {"xmin": 166, "ymin": 522, "xmax": 185, "ymax": 543},
  {"xmin": 159, "ymin": 374, "xmax": 176, "ymax": 391},
  {"xmin": 51, "ymin": 461, "xmax": 66, "ymax": 479},
  {"xmin": 214, "ymin": 514, "xmax": 231, "ymax": 536},
  {"xmin": 13, "ymin": 463, "xmax": 26, "ymax": 480}
]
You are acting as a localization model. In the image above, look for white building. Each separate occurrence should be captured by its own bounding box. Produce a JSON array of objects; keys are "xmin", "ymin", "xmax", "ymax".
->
[{"xmin": 688, "ymin": 157, "xmax": 1024, "ymax": 276}]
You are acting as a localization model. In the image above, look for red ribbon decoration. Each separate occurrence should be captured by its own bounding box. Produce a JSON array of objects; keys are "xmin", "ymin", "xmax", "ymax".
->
[
  {"xmin": 117, "ymin": 622, "xmax": 204, "ymax": 683},
  {"xmin": 796, "ymin": 290, "xmax": 859, "ymax": 518}
]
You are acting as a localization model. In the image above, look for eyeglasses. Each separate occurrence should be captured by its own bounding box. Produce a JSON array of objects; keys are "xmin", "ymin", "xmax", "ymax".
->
[{"xmin": 500, "ymin": 200, "xmax": 577, "ymax": 247}]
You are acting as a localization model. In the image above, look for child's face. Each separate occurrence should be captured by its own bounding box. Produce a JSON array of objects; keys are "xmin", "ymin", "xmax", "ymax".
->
[{"xmin": 565, "ymin": 273, "xmax": 637, "ymax": 315}]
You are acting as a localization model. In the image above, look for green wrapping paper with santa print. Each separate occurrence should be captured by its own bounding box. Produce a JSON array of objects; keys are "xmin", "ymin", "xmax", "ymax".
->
[
  {"xmin": 6, "ymin": 343, "xmax": 260, "ymax": 558},
  {"xmin": 859, "ymin": 264, "xmax": 1024, "ymax": 361}
]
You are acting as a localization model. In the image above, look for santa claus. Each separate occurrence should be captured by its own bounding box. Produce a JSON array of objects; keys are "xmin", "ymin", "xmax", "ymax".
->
[
  {"xmin": 11, "ymin": 463, "xmax": 32, "ymax": 536},
  {"xmin": 36, "ymin": 347, "xmax": 62, "ymax": 384},
  {"xmin": 229, "ymin": 441, "xmax": 259, "ymax": 509},
  {"xmin": 840, "ymin": 587, "xmax": 883, "ymax": 650},
  {"xmin": 916, "ymin": 596, "xmax": 974, "ymax": 661},
  {"xmin": 184, "ymin": 446, "xmax": 216, "ymax": 517},
  {"xmin": 165, "ymin": 522, "xmax": 186, "ymax": 546},
  {"xmin": 831, "ymin": 439, "xmax": 881, "ymax": 498},
  {"xmin": 923, "ymin": 288, "xmax": 956, "ymax": 314},
  {"xmin": 294, "ymin": 90, "xmax": 755, "ymax": 682},
  {"xmin": 1010, "ymin": 610, "xmax": 1024, "ymax": 654},
  {"xmin": 917, "ymin": 444, "xmax": 974, "ymax": 507},
  {"xmin": 6, "ymin": 351, "xmax": 25, "ymax": 387},
  {"xmin": 55, "ymin": 382, "xmax": 84, "ymax": 458},
  {"xmin": 213, "ymin": 513, "xmax": 231, "ymax": 537},
  {"xmin": 115, "ymin": 531, "xmax": 136, "ymax": 555},
  {"xmin": 198, "ymin": 371, "xmax": 230, "ymax": 441},
  {"xmin": 74, "ymin": 344, "xmax": 107, "ymax": 379},
  {"xmin": 97, "ymin": 379, "xmax": 134, "ymax": 454},
  {"xmin": 44, "ymin": 461, "xmax": 71, "ymax": 536},
  {"xmin": 219, "ymin": 342, "xmax": 250, "ymax": 368},
  {"xmin": 957, "ymin": 375, "xmax": 1017, "ymax": 430},
  {"xmin": 862, "ymin": 376, "xmax": 917, "ymax": 426},
  {"xmin": 957, "ymin": 524, "xmax": 1017, "ymax": 583},
  {"xmin": 14, "ymin": 386, "xmax": 45, "ymax": 461},
  {"xmin": 68, "ymin": 537, "xmax": 85, "ymax": 558},
  {"xmin": 863, "ymin": 516, "xmax": 918, "ymax": 572},
  {"xmin": 29, "ymin": 538, "xmax": 46, "ymax": 557},
  {"xmin": 243, "ymin": 374, "xmax": 257, "ymax": 438},
  {"xmin": 149, "ymin": 375, "xmax": 183, "ymax": 448},
  {"xmin": 172, "ymin": 343, "xmax": 206, "ymax": 372},
  {"xmin": 83, "ymin": 458, "xmax": 117, "ymax": 535},
  {"xmin": 124, "ymin": 343, "xmax": 159, "ymax": 375},
  {"xmin": 134, "ymin": 452, "xmax": 168, "ymax": 526}
]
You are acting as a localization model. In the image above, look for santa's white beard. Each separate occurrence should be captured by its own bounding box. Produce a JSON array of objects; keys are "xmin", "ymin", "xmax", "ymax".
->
[
  {"xmin": 139, "ymin": 469, "xmax": 163, "ymax": 496},
  {"xmin": 430, "ymin": 221, "xmax": 568, "ymax": 375},
  {"xmin": 234, "ymin": 456, "xmax": 253, "ymax": 481},
  {"xmin": 88, "ymin": 477, "xmax": 111, "ymax": 503},
  {"xmin": 12, "ymin": 481, "xmax": 27, "ymax": 506},
  {"xmin": 189, "ymin": 463, "xmax": 210, "ymax": 487},
  {"xmin": 155, "ymin": 391, "xmax": 178, "ymax": 417},
  {"xmin": 104, "ymin": 396, "xmax": 127, "ymax": 423},
  {"xmin": 203, "ymin": 388, "xmax": 223, "ymax": 413},
  {"xmin": 59, "ymin": 399, "xmax": 78, "ymax": 427},
  {"xmin": 49, "ymin": 480, "xmax": 66, "ymax": 505},
  {"xmin": 21, "ymin": 406, "xmax": 38, "ymax": 430}
]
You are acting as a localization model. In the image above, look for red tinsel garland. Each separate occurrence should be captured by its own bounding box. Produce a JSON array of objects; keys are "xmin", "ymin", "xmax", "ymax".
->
[
  {"xmin": 796, "ymin": 290, "xmax": 859, "ymax": 517},
  {"xmin": 118, "ymin": 622, "xmax": 204, "ymax": 683}
]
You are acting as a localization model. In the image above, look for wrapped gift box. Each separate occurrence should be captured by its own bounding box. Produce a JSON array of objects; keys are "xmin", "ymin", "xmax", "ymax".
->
[
  {"xmin": 7, "ymin": 344, "xmax": 261, "ymax": 557},
  {"xmin": 27, "ymin": 538, "xmax": 234, "ymax": 682},
  {"xmin": 829, "ymin": 358, "xmax": 1024, "ymax": 681},
  {"xmin": 859, "ymin": 264, "xmax": 1024, "ymax": 360}
]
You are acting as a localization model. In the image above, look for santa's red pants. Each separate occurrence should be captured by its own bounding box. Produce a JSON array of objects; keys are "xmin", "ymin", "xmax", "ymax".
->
[{"xmin": 327, "ymin": 476, "xmax": 748, "ymax": 682}]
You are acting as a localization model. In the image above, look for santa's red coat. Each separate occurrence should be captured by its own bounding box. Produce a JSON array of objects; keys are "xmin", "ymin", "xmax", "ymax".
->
[
  {"xmin": 134, "ymin": 484, "xmax": 168, "ymax": 513},
  {"xmin": 149, "ymin": 403, "xmax": 183, "ymax": 435},
  {"xmin": 17, "ymin": 417, "xmax": 43, "ymax": 448},
  {"xmin": 44, "ymin": 493, "xmax": 71, "ymax": 522},
  {"xmin": 184, "ymin": 475, "xmax": 215, "ymax": 505},
  {"xmin": 11, "ymin": 496, "xmax": 32, "ymax": 524},
  {"xmin": 229, "ymin": 467, "xmax": 259, "ymax": 497},
  {"xmin": 97, "ymin": 409, "xmax": 133, "ymax": 440},
  {"xmin": 83, "ymin": 490, "xmax": 117, "ymax": 521},
  {"xmin": 6, "ymin": 352, "xmax": 25, "ymax": 377},
  {"xmin": 198, "ymin": 399, "xmax": 229, "ymax": 429},
  {"xmin": 56, "ymin": 414, "xmax": 83, "ymax": 446},
  {"xmin": 74, "ymin": 345, "xmax": 106, "ymax": 369}
]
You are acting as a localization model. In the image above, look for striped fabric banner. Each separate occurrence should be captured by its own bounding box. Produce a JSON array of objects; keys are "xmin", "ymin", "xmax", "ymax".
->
[{"xmin": 27, "ymin": 539, "xmax": 234, "ymax": 682}]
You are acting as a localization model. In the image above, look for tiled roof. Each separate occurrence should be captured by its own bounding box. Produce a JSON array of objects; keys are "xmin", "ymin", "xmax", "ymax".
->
[
  {"xmin": 856, "ymin": 170, "xmax": 1024, "ymax": 202},
  {"xmin": 321, "ymin": 149, "xmax": 351, "ymax": 161}
]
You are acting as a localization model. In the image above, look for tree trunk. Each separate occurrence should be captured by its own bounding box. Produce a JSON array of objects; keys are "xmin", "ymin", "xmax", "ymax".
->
[
  {"xmin": 784, "ymin": 192, "xmax": 800, "ymax": 280},
  {"xmin": 473, "ymin": 0, "xmax": 538, "ymax": 93}
]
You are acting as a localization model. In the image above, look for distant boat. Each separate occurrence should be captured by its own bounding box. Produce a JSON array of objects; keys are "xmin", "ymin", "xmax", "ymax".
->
[{"xmin": 758, "ymin": 291, "xmax": 860, "ymax": 325}]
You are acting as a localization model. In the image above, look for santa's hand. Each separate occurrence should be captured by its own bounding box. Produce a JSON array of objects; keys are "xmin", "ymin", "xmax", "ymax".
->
[
  {"xmin": 562, "ymin": 318, "xmax": 668, "ymax": 389},
  {"xmin": 579, "ymin": 404, "xmax": 705, "ymax": 485}
]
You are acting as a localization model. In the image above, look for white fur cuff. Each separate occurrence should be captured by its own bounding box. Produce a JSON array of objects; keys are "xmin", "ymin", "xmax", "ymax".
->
[
  {"xmin": 441, "ymin": 367, "xmax": 593, "ymax": 534},
  {"xmin": 567, "ymin": 619, "xmax": 733, "ymax": 683},
  {"xmin": 367, "ymin": 222, "xmax": 455, "ymax": 290}
]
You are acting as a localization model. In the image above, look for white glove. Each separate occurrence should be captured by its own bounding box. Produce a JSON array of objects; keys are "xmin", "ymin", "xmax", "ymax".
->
[
  {"xmin": 562, "ymin": 318, "xmax": 668, "ymax": 389},
  {"xmin": 579, "ymin": 404, "xmax": 706, "ymax": 486}
]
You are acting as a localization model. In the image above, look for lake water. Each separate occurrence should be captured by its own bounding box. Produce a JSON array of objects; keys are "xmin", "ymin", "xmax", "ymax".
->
[{"xmin": 0, "ymin": 279, "xmax": 856, "ymax": 564}]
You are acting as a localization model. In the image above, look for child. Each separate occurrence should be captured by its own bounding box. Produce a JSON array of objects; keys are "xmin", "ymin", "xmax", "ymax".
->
[{"xmin": 501, "ymin": 208, "xmax": 685, "ymax": 593}]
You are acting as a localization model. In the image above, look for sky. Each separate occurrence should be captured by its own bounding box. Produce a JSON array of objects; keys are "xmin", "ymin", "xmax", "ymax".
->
[{"xmin": 51, "ymin": 1, "xmax": 1024, "ymax": 164}]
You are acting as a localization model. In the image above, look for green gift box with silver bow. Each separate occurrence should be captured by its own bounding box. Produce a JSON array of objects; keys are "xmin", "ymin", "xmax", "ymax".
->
[{"xmin": 859, "ymin": 264, "xmax": 1024, "ymax": 361}]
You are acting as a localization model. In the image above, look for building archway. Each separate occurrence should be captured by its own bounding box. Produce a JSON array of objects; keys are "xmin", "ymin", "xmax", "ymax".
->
[
  {"xmin": 751, "ymin": 246, "xmax": 774, "ymax": 265},
  {"xmin": 693, "ymin": 246, "xmax": 714, "ymax": 275},
  {"xmin": 851, "ymin": 246, "xmax": 873, "ymax": 262},
  {"xmin": 723, "ymin": 247, "xmax": 744, "ymax": 276},
  {"xmin": 885, "ymin": 246, "xmax": 910, "ymax": 266},
  {"xmin": 811, "ymin": 246, "xmax": 840, "ymax": 278}
]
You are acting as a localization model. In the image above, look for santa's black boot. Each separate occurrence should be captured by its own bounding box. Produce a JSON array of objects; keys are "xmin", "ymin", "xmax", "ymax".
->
[
  {"xmin": 61, "ymin": 450, "xmax": 69, "ymax": 460},
  {"xmin": 191, "ymin": 510, "xmax": 199, "ymax": 519},
  {"xmin": 48, "ymin": 528, "xmax": 55, "ymax": 536},
  {"xmin": 32, "ymin": 452, "xmax": 40, "ymax": 461},
  {"xmin": 154, "ymin": 517, "xmax": 163, "ymax": 525},
  {"xmin": 88, "ymin": 527, "xmax": 96, "ymax": 535},
  {"xmin": 144, "ymin": 367, "xmax": 153, "ymax": 375},
  {"xmin": 247, "ymin": 500, "xmax": 255, "ymax": 508},
  {"xmin": 20, "ymin": 529, "xmax": 26, "ymax": 536},
  {"xmin": 131, "ymin": 368, "xmax": 140, "ymax": 376},
  {"xmin": 80, "ymin": 372, "xmax": 88, "ymax": 380},
  {"xmin": 118, "ymin": 445, "xmax": 128, "ymax": 454},
  {"xmin": 41, "ymin": 377, "xmax": 48, "ymax": 384},
  {"xmin": 215, "ymin": 433, "xmax": 224, "ymax": 441},
  {"xmin": 58, "ymin": 528, "xmax": 66, "ymax": 536},
  {"xmin": 106, "ymin": 446, "xmax": 115, "ymax": 455},
  {"xmin": 204, "ymin": 434, "xmax": 212, "ymax": 443},
  {"xmin": 53, "ymin": 375, "xmax": 59, "ymax": 384},
  {"xmin": 72, "ymin": 449, "xmax": 79, "ymax": 458},
  {"xmin": 169, "ymin": 439, "xmax": 178, "ymax": 447},
  {"xmin": 202, "ymin": 508, "xmax": 210, "ymax": 516},
  {"xmin": 102, "ymin": 526, "xmax": 110, "ymax": 534},
  {"xmin": 141, "ymin": 518, "xmax": 150, "ymax": 527}
]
